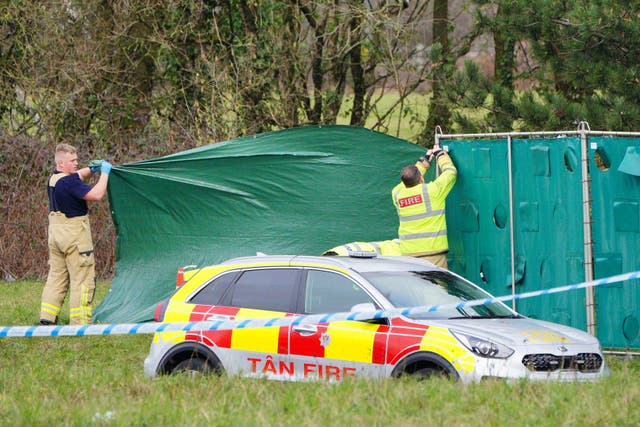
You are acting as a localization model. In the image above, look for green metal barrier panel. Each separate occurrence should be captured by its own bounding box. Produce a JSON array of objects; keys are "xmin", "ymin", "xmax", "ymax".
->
[
  {"xmin": 510, "ymin": 137, "xmax": 587, "ymax": 329},
  {"xmin": 445, "ymin": 135, "xmax": 639, "ymax": 350},
  {"xmin": 444, "ymin": 139, "xmax": 513, "ymax": 295},
  {"xmin": 590, "ymin": 137, "xmax": 640, "ymax": 349},
  {"xmin": 445, "ymin": 137, "xmax": 587, "ymax": 330}
]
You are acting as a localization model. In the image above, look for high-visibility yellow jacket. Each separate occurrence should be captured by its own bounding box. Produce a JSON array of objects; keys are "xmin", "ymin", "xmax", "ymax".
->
[
  {"xmin": 391, "ymin": 153, "xmax": 457, "ymax": 257},
  {"xmin": 323, "ymin": 239, "xmax": 401, "ymax": 256}
]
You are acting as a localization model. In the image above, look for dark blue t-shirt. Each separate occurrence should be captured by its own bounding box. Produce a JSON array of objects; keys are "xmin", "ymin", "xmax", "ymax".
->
[{"xmin": 48, "ymin": 172, "xmax": 92, "ymax": 217}]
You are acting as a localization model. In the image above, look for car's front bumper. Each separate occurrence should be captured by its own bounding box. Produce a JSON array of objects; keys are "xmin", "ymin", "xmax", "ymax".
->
[{"xmin": 456, "ymin": 349, "xmax": 610, "ymax": 383}]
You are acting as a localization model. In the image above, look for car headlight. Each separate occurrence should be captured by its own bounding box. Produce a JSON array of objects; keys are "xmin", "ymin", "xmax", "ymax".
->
[{"xmin": 451, "ymin": 330, "xmax": 514, "ymax": 359}]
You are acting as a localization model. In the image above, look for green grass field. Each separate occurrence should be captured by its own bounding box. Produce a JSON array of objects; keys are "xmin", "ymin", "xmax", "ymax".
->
[
  {"xmin": 337, "ymin": 92, "xmax": 431, "ymax": 142},
  {"xmin": 1, "ymin": 279, "xmax": 639, "ymax": 426}
]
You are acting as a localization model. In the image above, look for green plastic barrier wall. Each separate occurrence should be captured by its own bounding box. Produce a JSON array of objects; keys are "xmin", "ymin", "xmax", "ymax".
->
[
  {"xmin": 444, "ymin": 135, "xmax": 639, "ymax": 350},
  {"xmin": 590, "ymin": 137, "xmax": 640, "ymax": 349}
]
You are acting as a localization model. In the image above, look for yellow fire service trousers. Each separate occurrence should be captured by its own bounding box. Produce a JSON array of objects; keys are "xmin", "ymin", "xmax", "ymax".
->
[
  {"xmin": 416, "ymin": 252, "xmax": 448, "ymax": 270},
  {"xmin": 40, "ymin": 212, "xmax": 96, "ymax": 325}
]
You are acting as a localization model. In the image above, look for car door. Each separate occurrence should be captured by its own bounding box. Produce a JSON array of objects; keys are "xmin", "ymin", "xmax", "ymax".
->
[
  {"xmin": 189, "ymin": 267, "xmax": 302, "ymax": 379},
  {"xmin": 288, "ymin": 268, "xmax": 390, "ymax": 381}
]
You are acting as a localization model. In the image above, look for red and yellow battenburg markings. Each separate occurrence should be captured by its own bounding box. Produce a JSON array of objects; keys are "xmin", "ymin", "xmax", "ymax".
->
[
  {"xmin": 372, "ymin": 325, "xmax": 389, "ymax": 364},
  {"xmin": 289, "ymin": 324, "xmax": 327, "ymax": 356},
  {"xmin": 157, "ymin": 304, "xmax": 292, "ymax": 352},
  {"xmin": 154, "ymin": 302, "xmax": 199, "ymax": 344},
  {"xmin": 386, "ymin": 318, "xmax": 430, "ymax": 364},
  {"xmin": 157, "ymin": 262, "xmax": 475, "ymax": 374},
  {"xmin": 186, "ymin": 306, "xmax": 240, "ymax": 347},
  {"xmin": 230, "ymin": 308, "xmax": 288, "ymax": 353},
  {"xmin": 419, "ymin": 326, "xmax": 475, "ymax": 373},
  {"xmin": 289, "ymin": 321, "xmax": 389, "ymax": 364},
  {"xmin": 324, "ymin": 321, "xmax": 382, "ymax": 363}
]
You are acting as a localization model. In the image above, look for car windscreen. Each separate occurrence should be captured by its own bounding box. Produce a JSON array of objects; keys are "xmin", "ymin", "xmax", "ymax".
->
[{"xmin": 361, "ymin": 270, "xmax": 517, "ymax": 319}]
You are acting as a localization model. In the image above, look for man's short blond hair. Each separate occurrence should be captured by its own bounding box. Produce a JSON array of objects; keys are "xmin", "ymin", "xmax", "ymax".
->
[{"xmin": 55, "ymin": 143, "xmax": 77, "ymax": 162}]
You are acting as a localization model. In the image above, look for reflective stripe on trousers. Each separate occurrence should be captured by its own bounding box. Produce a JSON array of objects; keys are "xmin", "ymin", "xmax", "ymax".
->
[{"xmin": 41, "ymin": 213, "xmax": 95, "ymax": 325}]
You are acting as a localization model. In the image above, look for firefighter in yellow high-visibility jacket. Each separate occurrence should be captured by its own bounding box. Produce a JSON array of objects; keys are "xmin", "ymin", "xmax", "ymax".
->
[
  {"xmin": 322, "ymin": 239, "xmax": 401, "ymax": 256},
  {"xmin": 391, "ymin": 147, "xmax": 457, "ymax": 269}
]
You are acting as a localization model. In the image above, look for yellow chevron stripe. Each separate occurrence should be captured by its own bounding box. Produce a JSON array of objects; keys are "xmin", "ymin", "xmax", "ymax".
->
[{"xmin": 420, "ymin": 326, "xmax": 475, "ymax": 373}]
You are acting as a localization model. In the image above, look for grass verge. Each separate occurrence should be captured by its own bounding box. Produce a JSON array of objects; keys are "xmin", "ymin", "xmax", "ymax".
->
[{"xmin": 1, "ymin": 279, "xmax": 639, "ymax": 426}]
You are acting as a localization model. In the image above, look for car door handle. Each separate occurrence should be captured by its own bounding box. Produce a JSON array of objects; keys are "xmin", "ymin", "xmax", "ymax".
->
[
  {"xmin": 206, "ymin": 314, "xmax": 233, "ymax": 321},
  {"xmin": 293, "ymin": 323, "xmax": 318, "ymax": 335}
]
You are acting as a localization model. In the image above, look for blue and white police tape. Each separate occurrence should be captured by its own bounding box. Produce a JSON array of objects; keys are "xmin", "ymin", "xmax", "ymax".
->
[{"xmin": 2, "ymin": 270, "xmax": 639, "ymax": 339}]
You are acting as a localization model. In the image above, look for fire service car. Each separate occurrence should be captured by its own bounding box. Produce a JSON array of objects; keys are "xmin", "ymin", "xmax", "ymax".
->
[{"xmin": 144, "ymin": 254, "xmax": 610, "ymax": 383}]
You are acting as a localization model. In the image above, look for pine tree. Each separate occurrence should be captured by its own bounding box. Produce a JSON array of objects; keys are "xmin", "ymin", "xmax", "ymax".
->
[{"xmin": 445, "ymin": 0, "xmax": 640, "ymax": 132}]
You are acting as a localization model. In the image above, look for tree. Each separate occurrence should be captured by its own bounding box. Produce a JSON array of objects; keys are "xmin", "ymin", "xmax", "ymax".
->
[
  {"xmin": 518, "ymin": 0, "xmax": 640, "ymax": 131},
  {"xmin": 424, "ymin": 0, "xmax": 452, "ymax": 141},
  {"xmin": 444, "ymin": 0, "xmax": 640, "ymax": 132},
  {"xmin": 1, "ymin": 1, "xmax": 440, "ymax": 146},
  {"xmin": 0, "ymin": 0, "xmax": 439, "ymax": 279}
]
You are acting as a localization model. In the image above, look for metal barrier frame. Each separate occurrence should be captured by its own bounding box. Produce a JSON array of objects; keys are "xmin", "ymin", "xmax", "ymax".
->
[{"xmin": 434, "ymin": 123, "xmax": 640, "ymax": 336}]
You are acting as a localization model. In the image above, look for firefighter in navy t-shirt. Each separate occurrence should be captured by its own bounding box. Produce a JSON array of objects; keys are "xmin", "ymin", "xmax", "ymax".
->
[{"xmin": 40, "ymin": 143, "xmax": 113, "ymax": 325}]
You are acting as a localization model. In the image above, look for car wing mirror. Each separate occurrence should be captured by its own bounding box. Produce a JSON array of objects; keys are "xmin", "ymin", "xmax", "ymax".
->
[
  {"xmin": 350, "ymin": 303, "xmax": 376, "ymax": 313},
  {"xmin": 349, "ymin": 303, "xmax": 388, "ymax": 324}
]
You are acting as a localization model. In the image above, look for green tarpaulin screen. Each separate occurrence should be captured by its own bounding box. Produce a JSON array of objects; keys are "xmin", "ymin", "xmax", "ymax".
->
[{"xmin": 94, "ymin": 126, "xmax": 424, "ymax": 323}]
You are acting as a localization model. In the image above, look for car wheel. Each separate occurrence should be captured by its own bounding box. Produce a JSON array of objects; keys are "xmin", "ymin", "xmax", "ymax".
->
[
  {"xmin": 158, "ymin": 342, "xmax": 224, "ymax": 376},
  {"xmin": 391, "ymin": 352, "xmax": 460, "ymax": 381},
  {"xmin": 413, "ymin": 366, "xmax": 449, "ymax": 380},
  {"xmin": 173, "ymin": 357, "xmax": 213, "ymax": 376}
]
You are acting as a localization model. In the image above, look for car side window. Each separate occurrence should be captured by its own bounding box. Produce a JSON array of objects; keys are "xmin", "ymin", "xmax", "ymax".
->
[
  {"xmin": 228, "ymin": 268, "xmax": 300, "ymax": 312},
  {"xmin": 304, "ymin": 269, "xmax": 375, "ymax": 314},
  {"xmin": 189, "ymin": 271, "xmax": 238, "ymax": 305}
]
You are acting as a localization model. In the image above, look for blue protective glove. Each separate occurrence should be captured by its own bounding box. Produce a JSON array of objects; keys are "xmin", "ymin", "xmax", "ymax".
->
[
  {"xmin": 100, "ymin": 161, "xmax": 113, "ymax": 175},
  {"xmin": 88, "ymin": 159, "xmax": 103, "ymax": 173}
]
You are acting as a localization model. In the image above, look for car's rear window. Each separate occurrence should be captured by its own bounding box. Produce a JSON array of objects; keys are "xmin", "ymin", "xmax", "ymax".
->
[
  {"xmin": 189, "ymin": 271, "xmax": 238, "ymax": 305},
  {"xmin": 228, "ymin": 268, "xmax": 300, "ymax": 312}
]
